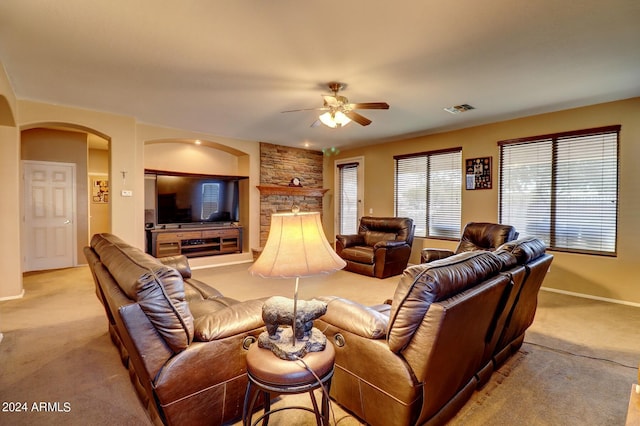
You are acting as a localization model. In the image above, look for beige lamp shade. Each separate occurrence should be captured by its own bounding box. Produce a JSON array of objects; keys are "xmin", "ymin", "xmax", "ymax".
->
[{"xmin": 249, "ymin": 211, "xmax": 346, "ymax": 278}]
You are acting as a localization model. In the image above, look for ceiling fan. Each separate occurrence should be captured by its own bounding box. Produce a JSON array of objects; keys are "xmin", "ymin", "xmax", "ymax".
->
[{"xmin": 282, "ymin": 82, "xmax": 389, "ymax": 128}]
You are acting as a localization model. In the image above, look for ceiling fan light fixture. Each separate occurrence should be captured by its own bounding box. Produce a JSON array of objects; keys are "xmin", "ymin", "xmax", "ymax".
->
[
  {"xmin": 319, "ymin": 111, "xmax": 351, "ymax": 128},
  {"xmin": 284, "ymin": 82, "xmax": 387, "ymax": 128}
]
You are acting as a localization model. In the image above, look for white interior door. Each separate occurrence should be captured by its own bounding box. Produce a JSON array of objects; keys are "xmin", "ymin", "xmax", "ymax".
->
[
  {"xmin": 335, "ymin": 157, "xmax": 364, "ymax": 235},
  {"xmin": 23, "ymin": 161, "xmax": 76, "ymax": 271}
]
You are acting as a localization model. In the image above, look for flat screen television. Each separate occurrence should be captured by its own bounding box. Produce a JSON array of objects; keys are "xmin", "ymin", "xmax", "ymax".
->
[{"xmin": 147, "ymin": 170, "xmax": 247, "ymax": 227}]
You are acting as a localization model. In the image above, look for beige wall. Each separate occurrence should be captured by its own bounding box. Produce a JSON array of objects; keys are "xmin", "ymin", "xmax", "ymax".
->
[
  {"xmin": 17, "ymin": 100, "xmax": 141, "ymax": 248},
  {"xmin": 2, "ymin": 56, "xmax": 638, "ymax": 304},
  {"xmin": 325, "ymin": 97, "xmax": 640, "ymax": 304},
  {"xmin": 0, "ymin": 61, "xmax": 262, "ymax": 298},
  {"xmin": 88, "ymin": 148, "xmax": 110, "ymax": 236},
  {"xmin": 0, "ymin": 63, "xmax": 21, "ymax": 299},
  {"xmin": 145, "ymin": 142, "xmax": 240, "ymax": 175}
]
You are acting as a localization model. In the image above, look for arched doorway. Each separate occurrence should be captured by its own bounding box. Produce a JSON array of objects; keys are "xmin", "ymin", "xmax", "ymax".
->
[{"xmin": 20, "ymin": 124, "xmax": 110, "ymax": 271}]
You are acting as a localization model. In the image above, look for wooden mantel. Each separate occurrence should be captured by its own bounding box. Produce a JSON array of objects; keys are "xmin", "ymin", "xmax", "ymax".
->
[{"xmin": 256, "ymin": 185, "xmax": 329, "ymax": 197}]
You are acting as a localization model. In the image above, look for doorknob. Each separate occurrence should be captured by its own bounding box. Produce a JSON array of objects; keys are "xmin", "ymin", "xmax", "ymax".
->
[{"xmin": 64, "ymin": 219, "xmax": 71, "ymax": 224}]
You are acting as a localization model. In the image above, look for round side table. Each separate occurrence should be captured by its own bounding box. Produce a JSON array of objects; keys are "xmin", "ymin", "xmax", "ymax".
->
[{"xmin": 243, "ymin": 342, "xmax": 335, "ymax": 426}]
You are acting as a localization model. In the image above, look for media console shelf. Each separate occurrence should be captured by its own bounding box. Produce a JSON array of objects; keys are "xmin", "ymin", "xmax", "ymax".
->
[{"xmin": 150, "ymin": 226, "xmax": 242, "ymax": 258}]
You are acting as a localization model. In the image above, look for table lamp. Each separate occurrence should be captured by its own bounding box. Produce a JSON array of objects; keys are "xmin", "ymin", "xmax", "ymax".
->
[{"xmin": 248, "ymin": 211, "xmax": 346, "ymax": 360}]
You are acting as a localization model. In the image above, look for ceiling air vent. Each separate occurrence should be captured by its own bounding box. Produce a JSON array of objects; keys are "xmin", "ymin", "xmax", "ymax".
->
[{"xmin": 444, "ymin": 104, "xmax": 475, "ymax": 114}]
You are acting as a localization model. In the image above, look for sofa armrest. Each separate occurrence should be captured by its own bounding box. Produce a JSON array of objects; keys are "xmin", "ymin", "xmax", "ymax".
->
[
  {"xmin": 153, "ymin": 330, "xmax": 264, "ymax": 413},
  {"xmin": 193, "ymin": 299, "xmax": 265, "ymax": 341},
  {"xmin": 318, "ymin": 296, "xmax": 387, "ymax": 339},
  {"xmin": 420, "ymin": 248, "xmax": 454, "ymax": 263},
  {"xmin": 370, "ymin": 300, "xmax": 392, "ymax": 315},
  {"xmin": 184, "ymin": 278, "xmax": 225, "ymax": 299},
  {"xmin": 336, "ymin": 234, "xmax": 365, "ymax": 250},
  {"xmin": 316, "ymin": 320, "xmax": 418, "ymax": 406},
  {"xmin": 158, "ymin": 255, "xmax": 192, "ymax": 278}
]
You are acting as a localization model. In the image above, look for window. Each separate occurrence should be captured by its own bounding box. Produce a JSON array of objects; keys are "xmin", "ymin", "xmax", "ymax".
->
[
  {"xmin": 201, "ymin": 183, "xmax": 220, "ymax": 220},
  {"xmin": 337, "ymin": 161, "xmax": 360, "ymax": 234},
  {"xmin": 499, "ymin": 125, "xmax": 619, "ymax": 255},
  {"xmin": 394, "ymin": 148, "xmax": 462, "ymax": 238}
]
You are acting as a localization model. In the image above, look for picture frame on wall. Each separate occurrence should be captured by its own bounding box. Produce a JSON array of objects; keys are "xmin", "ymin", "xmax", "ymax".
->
[
  {"xmin": 92, "ymin": 178, "xmax": 109, "ymax": 203},
  {"xmin": 465, "ymin": 157, "xmax": 492, "ymax": 190}
]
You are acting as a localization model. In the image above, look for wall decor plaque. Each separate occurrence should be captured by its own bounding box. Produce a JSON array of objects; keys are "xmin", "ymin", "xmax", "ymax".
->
[{"xmin": 465, "ymin": 157, "xmax": 492, "ymax": 190}]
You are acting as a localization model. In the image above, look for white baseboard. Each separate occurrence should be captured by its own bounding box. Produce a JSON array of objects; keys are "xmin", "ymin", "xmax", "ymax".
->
[
  {"xmin": 541, "ymin": 286, "xmax": 640, "ymax": 308},
  {"xmin": 0, "ymin": 289, "xmax": 25, "ymax": 302},
  {"xmin": 190, "ymin": 259, "xmax": 253, "ymax": 270}
]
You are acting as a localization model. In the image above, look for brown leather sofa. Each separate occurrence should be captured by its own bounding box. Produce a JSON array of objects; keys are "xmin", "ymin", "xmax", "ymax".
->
[
  {"xmin": 84, "ymin": 233, "xmax": 266, "ymax": 426},
  {"xmin": 336, "ymin": 216, "xmax": 415, "ymax": 278},
  {"xmin": 317, "ymin": 238, "xmax": 552, "ymax": 426},
  {"xmin": 421, "ymin": 222, "xmax": 518, "ymax": 263}
]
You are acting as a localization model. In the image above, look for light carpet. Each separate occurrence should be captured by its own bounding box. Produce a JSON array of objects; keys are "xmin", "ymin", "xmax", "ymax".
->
[{"xmin": 0, "ymin": 262, "xmax": 638, "ymax": 425}]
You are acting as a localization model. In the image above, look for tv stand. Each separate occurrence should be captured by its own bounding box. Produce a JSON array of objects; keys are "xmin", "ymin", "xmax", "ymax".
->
[{"xmin": 149, "ymin": 226, "xmax": 242, "ymax": 258}]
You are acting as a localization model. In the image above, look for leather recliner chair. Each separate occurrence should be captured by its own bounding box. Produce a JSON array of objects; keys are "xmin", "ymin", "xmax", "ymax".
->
[
  {"xmin": 336, "ymin": 217, "xmax": 415, "ymax": 279},
  {"xmin": 421, "ymin": 222, "xmax": 517, "ymax": 263}
]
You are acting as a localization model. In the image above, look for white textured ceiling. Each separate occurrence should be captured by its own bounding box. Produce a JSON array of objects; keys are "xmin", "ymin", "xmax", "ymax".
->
[{"xmin": 1, "ymin": 1, "xmax": 639, "ymax": 151}]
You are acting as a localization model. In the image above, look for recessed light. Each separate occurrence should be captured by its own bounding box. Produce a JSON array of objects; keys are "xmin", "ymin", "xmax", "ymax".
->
[
  {"xmin": 195, "ymin": 140, "xmax": 202, "ymax": 145},
  {"xmin": 444, "ymin": 104, "xmax": 475, "ymax": 114}
]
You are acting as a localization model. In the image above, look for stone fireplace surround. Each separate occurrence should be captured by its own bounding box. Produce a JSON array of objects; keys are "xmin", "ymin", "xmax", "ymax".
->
[{"xmin": 258, "ymin": 143, "xmax": 326, "ymax": 247}]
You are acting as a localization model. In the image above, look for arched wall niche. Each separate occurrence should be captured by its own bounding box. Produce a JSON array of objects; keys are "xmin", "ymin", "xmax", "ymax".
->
[
  {"xmin": 21, "ymin": 121, "xmax": 110, "ymax": 142},
  {"xmin": 145, "ymin": 138, "xmax": 247, "ymax": 156},
  {"xmin": 143, "ymin": 138, "xmax": 253, "ymax": 259},
  {"xmin": 143, "ymin": 138, "xmax": 249, "ymax": 176}
]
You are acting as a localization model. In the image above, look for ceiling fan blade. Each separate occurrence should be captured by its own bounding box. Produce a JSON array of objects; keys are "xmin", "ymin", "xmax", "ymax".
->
[
  {"xmin": 281, "ymin": 107, "xmax": 328, "ymax": 113},
  {"xmin": 310, "ymin": 119, "xmax": 322, "ymax": 128},
  {"xmin": 349, "ymin": 102, "xmax": 390, "ymax": 110},
  {"xmin": 345, "ymin": 111, "xmax": 372, "ymax": 126}
]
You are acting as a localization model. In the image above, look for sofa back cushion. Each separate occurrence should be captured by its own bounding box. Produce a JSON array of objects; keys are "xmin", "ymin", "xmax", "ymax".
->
[
  {"xmin": 91, "ymin": 233, "xmax": 194, "ymax": 353},
  {"xmin": 387, "ymin": 251, "xmax": 503, "ymax": 353},
  {"xmin": 496, "ymin": 237, "xmax": 547, "ymax": 265}
]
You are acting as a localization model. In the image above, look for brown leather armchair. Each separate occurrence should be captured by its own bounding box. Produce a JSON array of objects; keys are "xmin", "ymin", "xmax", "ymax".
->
[
  {"xmin": 421, "ymin": 222, "xmax": 517, "ymax": 263},
  {"xmin": 336, "ymin": 217, "xmax": 415, "ymax": 278}
]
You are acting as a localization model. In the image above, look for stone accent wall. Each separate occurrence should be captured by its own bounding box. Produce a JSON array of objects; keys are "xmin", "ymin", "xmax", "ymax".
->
[{"xmin": 259, "ymin": 143, "xmax": 324, "ymax": 246}]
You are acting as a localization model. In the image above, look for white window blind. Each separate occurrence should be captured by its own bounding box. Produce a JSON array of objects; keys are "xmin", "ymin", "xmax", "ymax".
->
[
  {"xmin": 395, "ymin": 149, "xmax": 461, "ymax": 238},
  {"xmin": 499, "ymin": 125, "xmax": 619, "ymax": 255},
  {"xmin": 338, "ymin": 162, "xmax": 359, "ymax": 234},
  {"xmin": 201, "ymin": 183, "xmax": 220, "ymax": 220}
]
